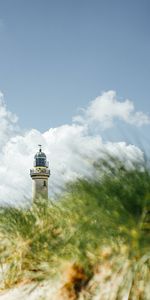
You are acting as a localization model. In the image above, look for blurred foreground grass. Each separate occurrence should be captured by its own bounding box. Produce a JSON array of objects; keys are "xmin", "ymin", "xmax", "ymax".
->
[{"xmin": 0, "ymin": 158, "xmax": 150, "ymax": 298}]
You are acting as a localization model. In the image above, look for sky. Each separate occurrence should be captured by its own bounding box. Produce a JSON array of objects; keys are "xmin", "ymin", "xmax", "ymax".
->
[
  {"xmin": 0, "ymin": 0, "xmax": 150, "ymax": 204},
  {"xmin": 0, "ymin": 0, "xmax": 150, "ymax": 131}
]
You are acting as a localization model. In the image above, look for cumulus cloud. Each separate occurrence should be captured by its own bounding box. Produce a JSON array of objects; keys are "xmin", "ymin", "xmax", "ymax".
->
[
  {"xmin": 0, "ymin": 91, "xmax": 149, "ymax": 205},
  {"xmin": 74, "ymin": 90, "xmax": 150, "ymax": 129},
  {"xmin": 0, "ymin": 92, "xmax": 18, "ymax": 148}
]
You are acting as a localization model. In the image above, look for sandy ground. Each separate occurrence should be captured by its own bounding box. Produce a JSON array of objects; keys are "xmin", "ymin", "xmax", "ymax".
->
[
  {"xmin": 1, "ymin": 256, "xmax": 150, "ymax": 300},
  {"xmin": 0, "ymin": 280, "xmax": 62, "ymax": 300}
]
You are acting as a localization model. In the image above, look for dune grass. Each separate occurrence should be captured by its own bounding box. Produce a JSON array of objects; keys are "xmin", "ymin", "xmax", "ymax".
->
[{"xmin": 0, "ymin": 158, "xmax": 150, "ymax": 292}]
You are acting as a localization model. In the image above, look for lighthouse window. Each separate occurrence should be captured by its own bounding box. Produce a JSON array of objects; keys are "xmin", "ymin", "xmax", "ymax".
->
[
  {"xmin": 43, "ymin": 181, "xmax": 47, "ymax": 187},
  {"xmin": 36, "ymin": 158, "xmax": 46, "ymax": 166}
]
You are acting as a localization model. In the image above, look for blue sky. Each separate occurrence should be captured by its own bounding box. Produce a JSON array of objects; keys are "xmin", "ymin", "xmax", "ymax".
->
[
  {"xmin": 0, "ymin": 0, "xmax": 150, "ymax": 203},
  {"xmin": 0, "ymin": 0, "xmax": 150, "ymax": 132}
]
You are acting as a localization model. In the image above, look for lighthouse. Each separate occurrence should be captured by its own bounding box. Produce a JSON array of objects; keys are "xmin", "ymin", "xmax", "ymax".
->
[{"xmin": 30, "ymin": 145, "xmax": 50, "ymax": 201}]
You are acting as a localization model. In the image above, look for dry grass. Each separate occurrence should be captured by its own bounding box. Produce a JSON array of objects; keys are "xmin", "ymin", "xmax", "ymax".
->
[{"xmin": 0, "ymin": 158, "xmax": 150, "ymax": 299}]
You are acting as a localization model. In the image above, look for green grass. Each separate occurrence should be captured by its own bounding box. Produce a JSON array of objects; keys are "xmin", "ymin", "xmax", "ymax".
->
[{"xmin": 0, "ymin": 158, "xmax": 150, "ymax": 290}]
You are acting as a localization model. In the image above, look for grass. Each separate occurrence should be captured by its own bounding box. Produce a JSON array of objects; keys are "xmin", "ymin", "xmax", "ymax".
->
[{"xmin": 0, "ymin": 157, "xmax": 150, "ymax": 297}]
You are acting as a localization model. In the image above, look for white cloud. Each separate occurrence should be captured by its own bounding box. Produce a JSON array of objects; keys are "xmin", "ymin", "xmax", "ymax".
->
[
  {"xmin": 0, "ymin": 91, "xmax": 148, "ymax": 205},
  {"xmin": 0, "ymin": 92, "xmax": 18, "ymax": 149},
  {"xmin": 74, "ymin": 90, "xmax": 150, "ymax": 128}
]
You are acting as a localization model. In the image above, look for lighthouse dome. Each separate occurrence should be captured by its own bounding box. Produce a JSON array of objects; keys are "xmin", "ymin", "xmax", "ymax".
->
[
  {"xmin": 34, "ymin": 151, "xmax": 46, "ymax": 159},
  {"xmin": 34, "ymin": 145, "xmax": 48, "ymax": 167}
]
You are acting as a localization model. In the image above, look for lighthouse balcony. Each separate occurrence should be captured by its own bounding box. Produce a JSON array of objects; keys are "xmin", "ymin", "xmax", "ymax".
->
[{"xmin": 30, "ymin": 168, "xmax": 50, "ymax": 177}]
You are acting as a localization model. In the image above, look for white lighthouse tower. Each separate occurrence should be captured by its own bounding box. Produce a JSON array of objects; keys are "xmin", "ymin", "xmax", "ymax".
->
[{"xmin": 30, "ymin": 145, "xmax": 50, "ymax": 201}]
